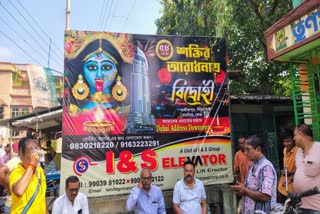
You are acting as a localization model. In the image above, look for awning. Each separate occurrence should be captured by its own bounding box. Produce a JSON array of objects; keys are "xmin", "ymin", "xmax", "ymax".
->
[
  {"xmin": 0, "ymin": 106, "xmax": 62, "ymax": 130},
  {"xmin": 11, "ymin": 109, "xmax": 62, "ymax": 130},
  {"xmin": 0, "ymin": 118, "xmax": 11, "ymax": 127}
]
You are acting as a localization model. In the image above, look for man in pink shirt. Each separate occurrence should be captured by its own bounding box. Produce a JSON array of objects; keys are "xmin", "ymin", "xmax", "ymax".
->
[
  {"xmin": 231, "ymin": 135, "xmax": 277, "ymax": 214},
  {"xmin": 293, "ymin": 123, "xmax": 320, "ymax": 214}
]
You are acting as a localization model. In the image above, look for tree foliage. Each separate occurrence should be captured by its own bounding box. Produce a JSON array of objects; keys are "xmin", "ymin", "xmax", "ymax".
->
[{"xmin": 155, "ymin": 0, "xmax": 293, "ymax": 96}]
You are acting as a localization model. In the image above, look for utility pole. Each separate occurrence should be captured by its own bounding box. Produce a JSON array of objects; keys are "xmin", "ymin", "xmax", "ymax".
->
[
  {"xmin": 47, "ymin": 38, "xmax": 51, "ymax": 68},
  {"xmin": 66, "ymin": 0, "xmax": 70, "ymax": 30}
]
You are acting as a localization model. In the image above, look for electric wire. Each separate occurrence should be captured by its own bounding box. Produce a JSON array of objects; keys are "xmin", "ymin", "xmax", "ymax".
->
[
  {"xmin": 109, "ymin": 1, "xmax": 125, "ymax": 32},
  {"xmin": 16, "ymin": 0, "xmax": 64, "ymax": 56},
  {"xmin": 97, "ymin": 0, "xmax": 109, "ymax": 30},
  {"xmin": 101, "ymin": 0, "xmax": 113, "ymax": 31},
  {"xmin": 0, "ymin": 30, "xmax": 43, "ymax": 65},
  {"xmin": 120, "ymin": 0, "xmax": 136, "ymax": 33},
  {"xmin": 0, "ymin": 2, "xmax": 62, "ymax": 68},
  {"xmin": 12, "ymin": 0, "xmax": 64, "ymax": 59},
  {"xmin": 103, "ymin": 0, "xmax": 115, "ymax": 31},
  {"xmin": 109, "ymin": 0, "xmax": 125, "ymax": 32},
  {"xmin": 0, "ymin": 15, "xmax": 48, "ymax": 64},
  {"xmin": 6, "ymin": 0, "xmax": 63, "ymax": 68},
  {"xmin": 0, "ymin": 0, "xmax": 63, "ymax": 72}
]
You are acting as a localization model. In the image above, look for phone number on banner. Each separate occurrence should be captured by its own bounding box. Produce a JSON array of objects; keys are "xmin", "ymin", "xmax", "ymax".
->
[
  {"xmin": 80, "ymin": 176, "xmax": 165, "ymax": 187},
  {"xmin": 69, "ymin": 140, "xmax": 160, "ymax": 150}
]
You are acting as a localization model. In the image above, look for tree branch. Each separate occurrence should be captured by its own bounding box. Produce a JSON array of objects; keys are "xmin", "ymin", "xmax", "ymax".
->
[
  {"xmin": 271, "ymin": 0, "xmax": 279, "ymax": 15},
  {"xmin": 248, "ymin": 0, "xmax": 264, "ymax": 23}
]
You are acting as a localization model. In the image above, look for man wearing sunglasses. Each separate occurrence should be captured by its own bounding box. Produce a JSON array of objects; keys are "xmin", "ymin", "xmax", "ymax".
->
[
  {"xmin": 52, "ymin": 175, "xmax": 89, "ymax": 214},
  {"xmin": 126, "ymin": 168, "xmax": 166, "ymax": 214}
]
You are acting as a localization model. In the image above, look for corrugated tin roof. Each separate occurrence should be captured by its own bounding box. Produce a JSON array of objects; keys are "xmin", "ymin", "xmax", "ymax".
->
[{"xmin": 230, "ymin": 95, "xmax": 293, "ymax": 104}]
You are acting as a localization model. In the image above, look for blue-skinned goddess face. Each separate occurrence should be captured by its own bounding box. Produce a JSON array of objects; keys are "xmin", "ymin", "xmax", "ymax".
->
[{"xmin": 83, "ymin": 52, "xmax": 118, "ymax": 95}]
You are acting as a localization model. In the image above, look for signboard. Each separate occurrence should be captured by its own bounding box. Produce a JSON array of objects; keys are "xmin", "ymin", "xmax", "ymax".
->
[
  {"xmin": 62, "ymin": 31, "xmax": 232, "ymax": 197},
  {"xmin": 265, "ymin": 3, "xmax": 320, "ymax": 61}
]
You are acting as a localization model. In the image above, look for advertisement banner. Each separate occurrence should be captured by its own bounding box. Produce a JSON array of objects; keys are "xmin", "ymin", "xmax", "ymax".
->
[
  {"xmin": 27, "ymin": 65, "xmax": 59, "ymax": 108},
  {"xmin": 62, "ymin": 31, "xmax": 231, "ymax": 197}
]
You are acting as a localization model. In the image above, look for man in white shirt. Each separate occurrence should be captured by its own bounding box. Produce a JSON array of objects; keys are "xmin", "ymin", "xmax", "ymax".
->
[
  {"xmin": 173, "ymin": 160, "xmax": 207, "ymax": 214},
  {"xmin": 52, "ymin": 175, "xmax": 89, "ymax": 214}
]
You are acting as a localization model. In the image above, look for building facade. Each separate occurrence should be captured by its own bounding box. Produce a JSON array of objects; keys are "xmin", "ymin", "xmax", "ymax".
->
[{"xmin": 0, "ymin": 62, "xmax": 62, "ymax": 145}]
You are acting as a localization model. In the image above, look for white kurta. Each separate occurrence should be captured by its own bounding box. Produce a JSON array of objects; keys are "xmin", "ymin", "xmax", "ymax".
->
[{"xmin": 52, "ymin": 192, "xmax": 89, "ymax": 214}]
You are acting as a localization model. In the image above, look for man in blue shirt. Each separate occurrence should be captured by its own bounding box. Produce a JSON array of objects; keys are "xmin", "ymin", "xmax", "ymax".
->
[
  {"xmin": 126, "ymin": 168, "xmax": 166, "ymax": 214},
  {"xmin": 173, "ymin": 160, "xmax": 207, "ymax": 214}
]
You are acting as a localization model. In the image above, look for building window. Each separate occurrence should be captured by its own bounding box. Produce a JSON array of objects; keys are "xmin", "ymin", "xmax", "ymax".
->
[
  {"xmin": 10, "ymin": 129, "xmax": 19, "ymax": 137},
  {"xmin": 21, "ymin": 107, "xmax": 29, "ymax": 115},
  {"xmin": 11, "ymin": 107, "xmax": 20, "ymax": 117}
]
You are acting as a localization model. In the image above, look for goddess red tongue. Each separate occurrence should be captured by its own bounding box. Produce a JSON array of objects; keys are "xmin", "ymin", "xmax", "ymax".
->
[{"xmin": 95, "ymin": 79, "xmax": 104, "ymax": 92}]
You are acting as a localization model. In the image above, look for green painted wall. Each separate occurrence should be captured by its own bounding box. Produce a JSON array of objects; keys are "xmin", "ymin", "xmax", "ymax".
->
[{"xmin": 292, "ymin": 0, "xmax": 304, "ymax": 8}]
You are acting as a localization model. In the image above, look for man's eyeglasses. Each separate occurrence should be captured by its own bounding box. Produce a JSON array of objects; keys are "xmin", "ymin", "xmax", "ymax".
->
[
  {"xmin": 68, "ymin": 188, "xmax": 80, "ymax": 193},
  {"xmin": 141, "ymin": 176, "xmax": 152, "ymax": 182},
  {"xmin": 244, "ymin": 147, "xmax": 254, "ymax": 153}
]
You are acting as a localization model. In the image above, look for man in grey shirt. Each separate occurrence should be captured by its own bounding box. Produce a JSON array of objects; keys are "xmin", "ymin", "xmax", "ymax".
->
[{"xmin": 126, "ymin": 168, "xmax": 166, "ymax": 214}]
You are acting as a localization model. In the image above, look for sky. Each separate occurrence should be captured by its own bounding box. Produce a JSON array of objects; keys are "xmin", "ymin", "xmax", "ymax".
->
[{"xmin": 0, "ymin": 0, "xmax": 162, "ymax": 74}]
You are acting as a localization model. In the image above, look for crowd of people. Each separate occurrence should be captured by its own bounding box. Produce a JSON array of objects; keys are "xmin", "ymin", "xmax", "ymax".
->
[
  {"xmin": 231, "ymin": 123, "xmax": 320, "ymax": 214},
  {"xmin": 0, "ymin": 136, "xmax": 208, "ymax": 214},
  {"xmin": 0, "ymin": 123, "xmax": 319, "ymax": 214},
  {"xmin": 126, "ymin": 123, "xmax": 320, "ymax": 214}
]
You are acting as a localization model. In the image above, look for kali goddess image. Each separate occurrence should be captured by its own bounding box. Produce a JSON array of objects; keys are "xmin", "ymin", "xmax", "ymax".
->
[{"xmin": 63, "ymin": 32, "xmax": 134, "ymax": 135}]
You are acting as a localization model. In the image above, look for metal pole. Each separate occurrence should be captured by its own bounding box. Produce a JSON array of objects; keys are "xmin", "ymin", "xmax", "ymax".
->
[
  {"xmin": 48, "ymin": 38, "xmax": 51, "ymax": 68},
  {"xmin": 284, "ymin": 165, "xmax": 288, "ymax": 192},
  {"xmin": 66, "ymin": 0, "xmax": 70, "ymax": 30}
]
